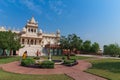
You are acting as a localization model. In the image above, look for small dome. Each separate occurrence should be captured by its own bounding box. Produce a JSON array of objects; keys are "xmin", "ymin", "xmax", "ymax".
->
[
  {"xmin": 22, "ymin": 27, "xmax": 26, "ymax": 32},
  {"xmin": 0, "ymin": 26, "xmax": 6, "ymax": 31},
  {"xmin": 1, "ymin": 27, "xmax": 5, "ymax": 29},
  {"xmin": 39, "ymin": 29, "xmax": 42, "ymax": 33}
]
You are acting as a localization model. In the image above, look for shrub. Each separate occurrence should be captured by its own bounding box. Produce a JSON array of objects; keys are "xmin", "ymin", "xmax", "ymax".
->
[
  {"xmin": 21, "ymin": 58, "xmax": 35, "ymax": 66},
  {"xmin": 63, "ymin": 59, "xmax": 78, "ymax": 66},
  {"xmin": 33, "ymin": 57, "xmax": 40, "ymax": 60},
  {"xmin": 40, "ymin": 61, "xmax": 54, "ymax": 68}
]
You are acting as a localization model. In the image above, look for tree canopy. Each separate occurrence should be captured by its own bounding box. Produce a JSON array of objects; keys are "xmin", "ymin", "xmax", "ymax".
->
[
  {"xmin": 104, "ymin": 44, "xmax": 120, "ymax": 56},
  {"xmin": 60, "ymin": 34, "xmax": 82, "ymax": 51},
  {"xmin": 0, "ymin": 31, "xmax": 21, "ymax": 56},
  {"xmin": 60, "ymin": 34, "xmax": 100, "ymax": 54}
]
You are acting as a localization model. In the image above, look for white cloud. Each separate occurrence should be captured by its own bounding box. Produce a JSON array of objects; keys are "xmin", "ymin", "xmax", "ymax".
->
[
  {"xmin": 49, "ymin": 0, "xmax": 66, "ymax": 15},
  {"xmin": 20, "ymin": 0, "xmax": 42, "ymax": 14}
]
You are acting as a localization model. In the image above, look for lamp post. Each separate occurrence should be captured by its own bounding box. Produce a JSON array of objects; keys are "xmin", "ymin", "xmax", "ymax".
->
[{"xmin": 48, "ymin": 44, "xmax": 52, "ymax": 61}]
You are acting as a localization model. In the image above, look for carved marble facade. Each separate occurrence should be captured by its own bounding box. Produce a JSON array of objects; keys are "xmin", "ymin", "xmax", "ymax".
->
[
  {"xmin": 0, "ymin": 17, "xmax": 60, "ymax": 56},
  {"xmin": 19, "ymin": 17, "xmax": 60, "ymax": 56}
]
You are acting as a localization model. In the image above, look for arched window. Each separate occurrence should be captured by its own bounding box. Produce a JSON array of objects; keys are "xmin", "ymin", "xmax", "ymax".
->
[
  {"xmin": 31, "ymin": 39, "xmax": 33, "ymax": 45},
  {"xmin": 31, "ymin": 29, "xmax": 33, "ymax": 32},
  {"xmin": 28, "ymin": 29, "xmax": 30, "ymax": 32}
]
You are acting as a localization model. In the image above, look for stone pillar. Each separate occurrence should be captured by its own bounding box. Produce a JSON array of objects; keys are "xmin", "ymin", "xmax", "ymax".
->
[
  {"xmin": 33, "ymin": 39, "xmax": 35, "ymax": 45},
  {"xmin": 20, "ymin": 38, "xmax": 22, "ymax": 44},
  {"xmin": 29, "ymin": 39, "xmax": 31, "ymax": 45},
  {"xmin": 25, "ymin": 39, "xmax": 27, "ymax": 45}
]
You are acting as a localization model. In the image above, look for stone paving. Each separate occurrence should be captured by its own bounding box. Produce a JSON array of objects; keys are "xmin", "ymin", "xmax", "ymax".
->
[{"xmin": 1, "ymin": 60, "xmax": 107, "ymax": 80}]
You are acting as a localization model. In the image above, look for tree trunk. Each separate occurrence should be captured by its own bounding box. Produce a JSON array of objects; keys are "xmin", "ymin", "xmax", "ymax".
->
[
  {"xmin": 2, "ymin": 49, "xmax": 7, "ymax": 56},
  {"xmin": 67, "ymin": 49, "xmax": 70, "ymax": 60},
  {"xmin": 10, "ymin": 50, "xmax": 13, "ymax": 56}
]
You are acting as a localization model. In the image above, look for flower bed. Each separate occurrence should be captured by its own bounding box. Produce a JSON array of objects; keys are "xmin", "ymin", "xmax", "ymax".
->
[{"xmin": 21, "ymin": 58, "xmax": 54, "ymax": 69}]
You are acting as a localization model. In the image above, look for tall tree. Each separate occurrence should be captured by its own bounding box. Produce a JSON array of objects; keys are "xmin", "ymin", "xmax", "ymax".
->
[
  {"xmin": 91, "ymin": 42, "xmax": 100, "ymax": 53},
  {"xmin": 0, "ymin": 31, "xmax": 21, "ymax": 56},
  {"xmin": 0, "ymin": 31, "xmax": 9, "ymax": 55},
  {"xmin": 103, "ymin": 44, "xmax": 120, "ymax": 56},
  {"xmin": 60, "ymin": 34, "xmax": 83, "ymax": 59},
  {"xmin": 82, "ymin": 40, "xmax": 91, "ymax": 52}
]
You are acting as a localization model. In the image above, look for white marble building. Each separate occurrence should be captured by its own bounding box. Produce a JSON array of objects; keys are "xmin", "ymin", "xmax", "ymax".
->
[{"xmin": 0, "ymin": 17, "xmax": 60, "ymax": 56}]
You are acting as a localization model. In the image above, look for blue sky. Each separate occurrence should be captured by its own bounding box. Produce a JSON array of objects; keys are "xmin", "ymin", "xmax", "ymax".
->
[{"xmin": 0, "ymin": 0, "xmax": 120, "ymax": 49}]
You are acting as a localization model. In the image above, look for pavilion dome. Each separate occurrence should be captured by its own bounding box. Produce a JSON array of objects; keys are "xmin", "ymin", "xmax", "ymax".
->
[
  {"xmin": 39, "ymin": 29, "xmax": 42, "ymax": 33},
  {"xmin": 56, "ymin": 29, "xmax": 60, "ymax": 34},
  {"xmin": 22, "ymin": 27, "xmax": 26, "ymax": 32},
  {"xmin": 0, "ymin": 26, "xmax": 6, "ymax": 31}
]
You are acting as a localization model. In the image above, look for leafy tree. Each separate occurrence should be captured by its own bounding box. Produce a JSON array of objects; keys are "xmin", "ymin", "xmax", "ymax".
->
[
  {"xmin": 103, "ymin": 44, "xmax": 120, "ymax": 56},
  {"xmin": 91, "ymin": 42, "xmax": 100, "ymax": 53},
  {"xmin": 0, "ymin": 31, "xmax": 9, "ymax": 55},
  {"xmin": 0, "ymin": 31, "xmax": 21, "ymax": 56},
  {"xmin": 82, "ymin": 40, "xmax": 91, "ymax": 52},
  {"xmin": 60, "ymin": 34, "xmax": 83, "ymax": 59}
]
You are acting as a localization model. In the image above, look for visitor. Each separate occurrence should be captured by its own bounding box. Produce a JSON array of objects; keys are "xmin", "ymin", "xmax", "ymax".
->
[
  {"xmin": 22, "ymin": 51, "xmax": 27, "ymax": 59},
  {"xmin": 36, "ymin": 50, "xmax": 41, "ymax": 56}
]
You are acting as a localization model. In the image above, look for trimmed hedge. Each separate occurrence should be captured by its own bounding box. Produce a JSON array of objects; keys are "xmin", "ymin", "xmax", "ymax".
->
[
  {"xmin": 40, "ymin": 61, "xmax": 54, "ymax": 68},
  {"xmin": 21, "ymin": 58, "xmax": 35, "ymax": 67},
  {"xmin": 63, "ymin": 59, "xmax": 78, "ymax": 66},
  {"xmin": 33, "ymin": 57, "xmax": 40, "ymax": 60}
]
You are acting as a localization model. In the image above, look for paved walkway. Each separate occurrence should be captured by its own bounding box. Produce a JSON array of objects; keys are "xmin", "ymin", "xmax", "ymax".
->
[{"xmin": 1, "ymin": 60, "xmax": 107, "ymax": 80}]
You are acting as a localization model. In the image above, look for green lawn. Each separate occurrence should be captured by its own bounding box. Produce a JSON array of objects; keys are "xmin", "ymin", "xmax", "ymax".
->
[
  {"xmin": 0, "ymin": 55, "xmax": 91, "ymax": 80},
  {"xmin": 0, "ymin": 69, "xmax": 73, "ymax": 80},
  {"xmin": 86, "ymin": 59, "xmax": 120, "ymax": 80},
  {"xmin": 0, "ymin": 56, "xmax": 20, "ymax": 64}
]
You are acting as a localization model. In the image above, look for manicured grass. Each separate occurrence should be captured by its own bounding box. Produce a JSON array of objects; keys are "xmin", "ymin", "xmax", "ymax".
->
[
  {"xmin": 0, "ymin": 56, "xmax": 20, "ymax": 64},
  {"xmin": 86, "ymin": 59, "xmax": 120, "ymax": 80},
  {"xmin": 0, "ymin": 69, "xmax": 73, "ymax": 80}
]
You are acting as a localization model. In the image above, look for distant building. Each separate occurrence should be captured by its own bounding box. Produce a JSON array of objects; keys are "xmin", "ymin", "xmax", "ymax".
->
[{"xmin": 0, "ymin": 17, "xmax": 60, "ymax": 56}]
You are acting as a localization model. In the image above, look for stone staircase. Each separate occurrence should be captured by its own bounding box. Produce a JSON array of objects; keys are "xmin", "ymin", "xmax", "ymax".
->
[{"xmin": 19, "ymin": 45, "xmax": 43, "ymax": 56}]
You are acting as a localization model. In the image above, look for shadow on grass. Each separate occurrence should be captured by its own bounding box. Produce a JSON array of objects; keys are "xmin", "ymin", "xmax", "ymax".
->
[{"xmin": 92, "ymin": 62, "xmax": 120, "ymax": 73}]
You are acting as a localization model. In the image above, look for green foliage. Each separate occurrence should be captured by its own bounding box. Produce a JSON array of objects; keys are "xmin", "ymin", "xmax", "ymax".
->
[
  {"xmin": 60, "ymin": 34, "xmax": 82, "ymax": 51},
  {"xmin": 64, "ymin": 59, "xmax": 75, "ymax": 64},
  {"xmin": 40, "ymin": 61, "xmax": 54, "ymax": 68},
  {"xmin": 33, "ymin": 57, "xmax": 40, "ymax": 60},
  {"xmin": 82, "ymin": 40, "xmax": 91, "ymax": 52},
  {"xmin": 60, "ymin": 34, "xmax": 100, "ymax": 54},
  {"xmin": 63, "ymin": 59, "xmax": 77, "ymax": 66},
  {"xmin": 104, "ymin": 44, "xmax": 120, "ymax": 56},
  {"xmin": 21, "ymin": 58, "xmax": 35, "ymax": 66},
  {"xmin": 0, "ymin": 31, "xmax": 21, "ymax": 55},
  {"xmin": 90, "ymin": 42, "xmax": 100, "ymax": 53}
]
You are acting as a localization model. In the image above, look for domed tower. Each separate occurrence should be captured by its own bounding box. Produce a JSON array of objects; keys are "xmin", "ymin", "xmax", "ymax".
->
[
  {"xmin": 56, "ymin": 29, "xmax": 60, "ymax": 43},
  {"xmin": 56, "ymin": 29, "xmax": 60, "ymax": 37},
  {"xmin": 25, "ymin": 17, "xmax": 38, "ymax": 34}
]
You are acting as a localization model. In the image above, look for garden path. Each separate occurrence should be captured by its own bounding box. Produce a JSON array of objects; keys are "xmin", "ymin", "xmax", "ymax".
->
[{"xmin": 1, "ymin": 60, "xmax": 107, "ymax": 80}]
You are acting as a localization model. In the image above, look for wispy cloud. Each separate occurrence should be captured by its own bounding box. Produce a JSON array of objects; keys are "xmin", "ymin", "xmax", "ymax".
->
[
  {"xmin": 20, "ymin": 0, "xmax": 42, "ymax": 14},
  {"xmin": 49, "ymin": 0, "xmax": 66, "ymax": 15}
]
